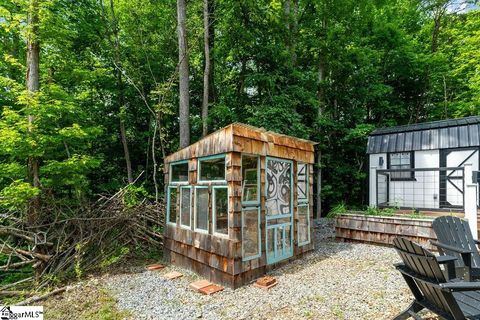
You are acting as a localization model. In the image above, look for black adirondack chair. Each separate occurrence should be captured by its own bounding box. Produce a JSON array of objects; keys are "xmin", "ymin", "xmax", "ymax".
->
[
  {"xmin": 393, "ymin": 237, "xmax": 480, "ymax": 320},
  {"xmin": 432, "ymin": 216, "xmax": 480, "ymax": 281}
]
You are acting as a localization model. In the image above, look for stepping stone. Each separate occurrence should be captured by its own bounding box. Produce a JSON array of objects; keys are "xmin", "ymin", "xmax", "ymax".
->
[
  {"xmin": 190, "ymin": 279, "xmax": 211, "ymax": 291},
  {"xmin": 145, "ymin": 263, "xmax": 165, "ymax": 271},
  {"xmin": 163, "ymin": 271, "xmax": 183, "ymax": 280},
  {"xmin": 198, "ymin": 284, "xmax": 224, "ymax": 295},
  {"xmin": 254, "ymin": 276, "xmax": 277, "ymax": 290}
]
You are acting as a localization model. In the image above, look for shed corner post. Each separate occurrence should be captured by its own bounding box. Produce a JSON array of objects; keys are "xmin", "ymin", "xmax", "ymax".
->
[
  {"xmin": 369, "ymin": 165, "xmax": 378, "ymax": 208},
  {"xmin": 463, "ymin": 163, "xmax": 478, "ymax": 239}
]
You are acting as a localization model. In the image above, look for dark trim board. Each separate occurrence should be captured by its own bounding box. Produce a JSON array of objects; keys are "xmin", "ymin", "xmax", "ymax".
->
[{"xmin": 440, "ymin": 147, "xmax": 480, "ymax": 208}]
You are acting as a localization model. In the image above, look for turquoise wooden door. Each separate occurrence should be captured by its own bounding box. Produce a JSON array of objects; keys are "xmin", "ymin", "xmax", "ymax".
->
[{"xmin": 265, "ymin": 157, "xmax": 293, "ymax": 264}]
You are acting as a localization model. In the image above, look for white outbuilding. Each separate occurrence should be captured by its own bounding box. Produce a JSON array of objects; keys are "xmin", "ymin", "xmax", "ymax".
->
[{"xmin": 367, "ymin": 116, "xmax": 480, "ymax": 211}]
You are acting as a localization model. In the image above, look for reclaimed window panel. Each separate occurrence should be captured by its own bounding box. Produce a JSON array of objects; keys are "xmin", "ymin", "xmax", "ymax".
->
[
  {"xmin": 297, "ymin": 205, "xmax": 310, "ymax": 245},
  {"xmin": 170, "ymin": 161, "xmax": 189, "ymax": 183},
  {"xmin": 297, "ymin": 163, "xmax": 308, "ymax": 203},
  {"xmin": 266, "ymin": 158, "xmax": 292, "ymax": 216},
  {"xmin": 242, "ymin": 155, "xmax": 259, "ymax": 204},
  {"xmin": 180, "ymin": 187, "xmax": 192, "ymax": 228},
  {"xmin": 284, "ymin": 224, "xmax": 292, "ymax": 253},
  {"xmin": 389, "ymin": 152, "xmax": 414, "ymax": 180},
  {"xmin": 242, "ymin": 208, "xmax": 260, "ymax": 260},
  {"xmin": 167, "ymin": 187, "xmax": 178, "ymax": 224},
  {"xmin": 213, "ymin": 187, "xmax": 228, "ymax": 235},
  {"xmin": 195, "ymin": 187, "xmax": 209, "ymax": 232},
  {"xmin": 199, "ymin": 156, "xmax": 226, "ymax": 182},
  {"xmin": 267, "ymin": 228, "xmax": 275, "ymax": 258}
]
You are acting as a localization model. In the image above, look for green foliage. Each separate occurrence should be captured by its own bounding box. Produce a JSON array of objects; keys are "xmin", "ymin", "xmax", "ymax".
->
[
  {"xmin": 364, "ymin": 206, "xmax": 395, "ymax": 217},
  {"xmin": 100, "ymin": 247, "xmax": 130, "ymax": 269},
  {"xmin": 122, "ymin": 185, "xmax": 149, "ymax": 208},
  {"xmin": 0, "ymin": 0, "xmax": 479, "ymax": 218},
  {"xmin": 0, "ymin": 180, "xmax": 40, "ymax": 211},
  {"xmin": 326, "ymin": 203, "xmax": 348, "ymax": 219}
]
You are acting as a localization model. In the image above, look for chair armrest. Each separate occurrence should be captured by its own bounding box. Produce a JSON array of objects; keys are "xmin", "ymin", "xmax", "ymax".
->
[
  {"xmin": 441, "ymin": 281, "xmax": 480, "ymax": 292},
  {"xmin": 436, "ymin": 255, "xmax": 457, "ymax": 264},
  {"xmin": 430, "ymin": 241, "xmax": 474, "ymax": 254}
]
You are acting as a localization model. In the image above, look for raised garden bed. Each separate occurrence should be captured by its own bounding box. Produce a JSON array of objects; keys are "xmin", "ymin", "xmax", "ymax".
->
[{"xmin": 335, "ymin": 213, "xmax": 436, "ymax": 249}]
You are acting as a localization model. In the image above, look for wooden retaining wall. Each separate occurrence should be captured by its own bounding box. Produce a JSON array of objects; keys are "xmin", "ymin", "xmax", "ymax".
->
[{"xmin": 335, "ymin": 214, "xmax": 436, "ymax": 250}]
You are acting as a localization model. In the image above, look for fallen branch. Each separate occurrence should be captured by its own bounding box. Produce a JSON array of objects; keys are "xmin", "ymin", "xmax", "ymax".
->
[
  {"xmin": 0, "ymin": 277, "xmax": 34, "ymax": 291},
  {"xmin": 16, "ymin": 286, "xmax": 68, "ymax": 306},
  {"xmin": 0, "ymin": 260, "xmax": 35, "ymax": 271},
  {"xmin": 0, "ymin": 290, "xmax": 34, "ymax": 297}
]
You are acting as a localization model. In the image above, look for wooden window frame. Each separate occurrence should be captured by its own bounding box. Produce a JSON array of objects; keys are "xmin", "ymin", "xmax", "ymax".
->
[
  {"xmin": 197, "ymin": 154, "xmax": 227, "ymax": 184},
  {"xmin": 212, "ymin": 185, "xmax": 229, "ymax": 238},
  {"xmin": 297, "ymin": 162, "xmax": 309, "ymax": 204},
  {"xmin": 166, "ymin": 186, "xmax": 178, "ymax": 226},
  {"xmin": 241, "ymin": 206, "xmax": 261, "ymax": 261},
  {"xmin": 297, "ymin": 204, "xmax": 310, "ymax": 246},
  {"xmin": 194, "ymin": 186, "xmax": 209, "ymax": 234},
  {"xmin": 241, "ymin": 154, "xmax": 260, "ymax": 206},
  {"xmin": 169, "ymin": 160, "xmax": 189, "ymax": 185},
  {"xmin": 179, "ymin": 186, "xmax": 192, "ymax": 229}
]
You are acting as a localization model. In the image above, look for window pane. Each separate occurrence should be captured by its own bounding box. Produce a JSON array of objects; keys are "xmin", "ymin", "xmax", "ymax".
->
[
  {"xmin": 266, "ymin": 159, "xmax": 292, "ymax": 216},
  {"xmin": 242, "ymin": 156, "xmax": 258, "ymax": 202},
  {"xmin": 195, "ymin": 188, "xmax": 209, "ymax": 231},
  {"xmin": 267, "ymin": 228, "xmax": 275, "ymax": 258},
  {"xmin": 168, "ymin": 188, "xmax": 177, "ymax": 224},
  {"xmin": 180, "ymin": 188, "xmax": 191, "ymax": 227},
  {"xmin": 298, "ymin": 205, "xmax": 309, "ymax": 244},
  {"xmin": 200, "ymin": 156, "xmax": 225, "ymax": 181},
  {"xmin": 390, "ymin": 152, "xmax": 413, "ymax": 179},
  {"xmin": 171, "ymin": 162, "xmax": 189, "ymax": 182},
  {"xmin": 214, "ymin": 187, "xmax": 228, "ymax": 234},
  {"xmin": 284, "ymin": 224, "xmax": 292, "ymax": 253},
  {"xmin": 242, "ymin": 209, "xmax": 259, "ymax": 259},
  {"xmin": 297, "ymin": 163, "xmax": 308, "ymax": 202}
]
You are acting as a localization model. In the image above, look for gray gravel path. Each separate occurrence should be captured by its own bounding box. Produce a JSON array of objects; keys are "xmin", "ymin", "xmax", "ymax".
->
[{"xmin": 106, "ymin": 219, "xmax": 437, "ymax": 320}]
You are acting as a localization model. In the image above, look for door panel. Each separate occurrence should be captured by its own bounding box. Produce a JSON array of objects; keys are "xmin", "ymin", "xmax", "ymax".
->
[
  {"xmin": 440, "ymin": 149, "xmax": 479, "ymax": 208},
  {"xmin": 265, "ymin": 158, "xmax": 293, "ymax": 264}
]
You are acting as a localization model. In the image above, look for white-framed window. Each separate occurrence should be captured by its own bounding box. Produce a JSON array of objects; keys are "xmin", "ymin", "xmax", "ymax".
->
[
  {"xmin": 194, "ymin": 186, "xmax": 209, "ymax": 233},
  {"xmin": 169, "ymin": 160, "xmax": 189, "ymax": 184},
  {"xmin": 297, "ymin": 162, "xmax": 308, "ymax": 203},
  {"xmin": 198, "ymin": 154, "xmax": 226, "ymax": 183},
  {"xmin": 297, "ymin": 204, "xmax": 310, "ymax": 246},
  {"xmin": 212, "ymin": 186, "xmax": 229, "ymax": 236},
  {"xmin": 389, "ymin": 152, "xmax": 415, "ymax": 180},
  {"xmin": 297, "ymin": 163, "xmax": 310, "ymax": 246},
  {"xmin": 241, "ymin": 154, "xmax": 261, "ymax": 260},
  {"xmin": 179, "ymin": 186, "xmax": 192, "ymax": 229},
  {"xmin": 241, "ymin": 154, "xmax": 260, "ymax": 205},
  {"xmin": 166, "ymin": 186, "xmax": 178, "ymax": 225},
  {"xmin": 242, "ymin": 207, "xmax": 261, "ymax": 261}
]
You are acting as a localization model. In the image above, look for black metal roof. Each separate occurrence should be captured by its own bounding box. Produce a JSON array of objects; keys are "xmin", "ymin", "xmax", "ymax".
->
[{"xmin": 367, "ymin": 116, "xmax": 480, "ymax": 154}]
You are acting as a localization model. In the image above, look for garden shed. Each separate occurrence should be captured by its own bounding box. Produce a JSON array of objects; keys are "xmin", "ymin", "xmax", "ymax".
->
[
  {"xmin": 367, "ymin": 116, "xmax": 480, "ymax": 210},
  {"xmin": 163, "ymin": 123, "xmax": 316, "ymax": 288}
]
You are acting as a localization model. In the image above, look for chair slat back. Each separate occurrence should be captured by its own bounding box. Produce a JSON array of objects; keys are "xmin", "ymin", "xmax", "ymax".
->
[
  {"xmin": 433, "ymin": 216, "xmax": 480, "ymax": 268},
  {"xmin": 393, "ymin": 237, "xmax": 463, "ymax": 317}
]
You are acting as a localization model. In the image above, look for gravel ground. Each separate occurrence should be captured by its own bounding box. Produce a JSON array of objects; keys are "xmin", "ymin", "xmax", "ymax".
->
[{"xmin": 106, "ymin": 219, "xmax": 437, "ymax": 320}]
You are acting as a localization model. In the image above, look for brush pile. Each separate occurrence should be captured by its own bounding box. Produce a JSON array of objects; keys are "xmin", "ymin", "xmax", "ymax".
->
[{"xmin": 0, "ymin": 185, "xmax": 164, "ymax": 298}]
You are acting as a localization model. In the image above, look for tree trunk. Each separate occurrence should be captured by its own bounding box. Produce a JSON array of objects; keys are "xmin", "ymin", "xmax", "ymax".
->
[
  {"xmin": 110, "ymin": 0, "xmax": 133, "ymax": 183},
  {"xmin": 26, "ymin": 0, "xmax": 40, "ymax": 224},
  {"xmin": 208, "ymin": 0, "xmax": 216, "ymax": 103},
  {"xmin": 201, "ymin": 0, "xmax": 211, "ymax": 137},
  {"xmin": 315, "ymin": 61, "xmax": 325, "ymax": 219},
  {"xmin": 177, "ymin": 0, "xmax": 190, "ymax": 148}
]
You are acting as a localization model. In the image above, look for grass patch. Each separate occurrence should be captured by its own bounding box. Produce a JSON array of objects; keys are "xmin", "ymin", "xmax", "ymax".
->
[{"xmin": 44, "ymin": 283, "xmax": 130, "ymax": 320}]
